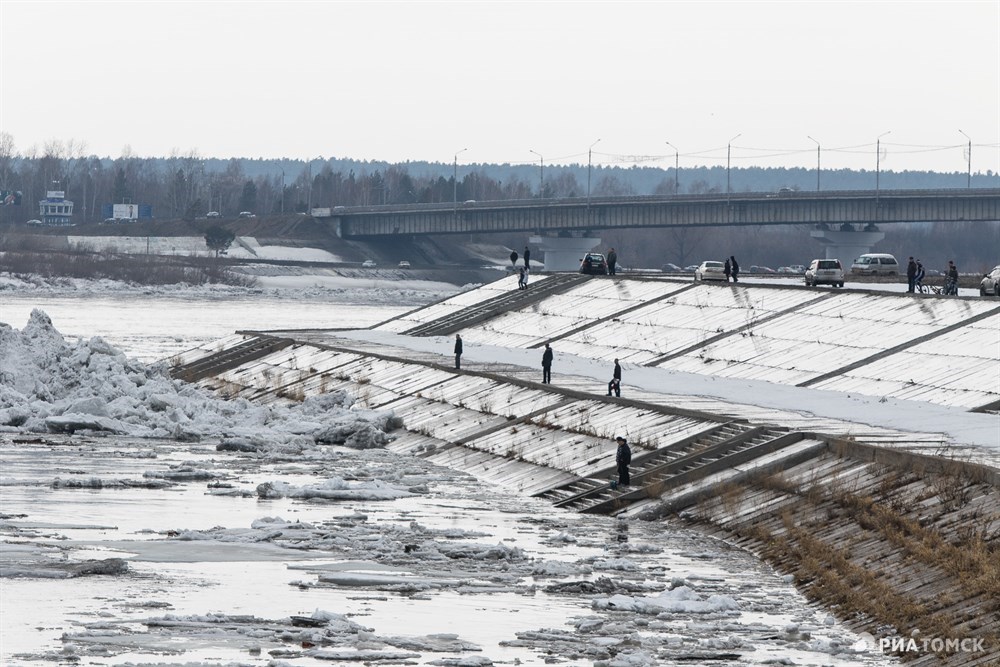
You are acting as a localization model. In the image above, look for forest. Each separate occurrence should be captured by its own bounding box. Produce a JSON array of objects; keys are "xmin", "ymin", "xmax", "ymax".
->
[{"xmin": 0, "ymin": 134, "xmax": 997, "ymax": 271}]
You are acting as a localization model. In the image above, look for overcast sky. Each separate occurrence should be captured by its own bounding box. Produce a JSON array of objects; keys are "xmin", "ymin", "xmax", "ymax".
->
[{"xmin": 2, "ymin": 1, "xmax": 998, "ymax": 173}]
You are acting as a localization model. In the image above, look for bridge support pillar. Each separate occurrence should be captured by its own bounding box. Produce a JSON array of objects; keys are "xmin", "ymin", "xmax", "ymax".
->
[
  {"xmin": 529, "ymin": 235, "xmax": 601, "ymax": 272},
  {"xmin": 810, "ymin": 228, "xmax": 885, "ymax": 268}
]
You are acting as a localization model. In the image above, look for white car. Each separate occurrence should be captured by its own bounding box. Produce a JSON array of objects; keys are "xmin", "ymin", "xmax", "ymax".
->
[
  {"xmin": 980, "ymin": 265, "xmax": 1000, "ymax": 296},
  {"xmin": 804, "ymin": 259, "xmax": 845, "ymax": 287},
  {"xmin": 206, "ymin": 211, "xmax": 221, "ymax": 218},
  {"xmin": 238, "ymin": 211, "xmax": 255, "ymax": 219},
  {"xmin": 26, "ymin": 219, "xmax": 43, "ymax": 226},
  {"xmin": 694, "ymin": 260, "xmax": 727, "ymax": 281},
  {"xmin": 398, "ymin": 260, "xmax": 411, "ymax": 268},
  {"xmin": 362, "ymin": 260, "xmax": 377, "ymax": 268}
]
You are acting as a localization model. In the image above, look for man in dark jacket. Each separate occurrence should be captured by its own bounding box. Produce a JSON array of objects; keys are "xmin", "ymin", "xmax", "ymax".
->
[
  {"xmin": 541, "ymin": 343, "xmax": 553, "ymax": 383},
  {"xmin": 906, "ymin": 256, "xmax": 917, "ymax": 292},
  {"xmin": 730, "ymin": 256, "xmax": 740, "ymax": 283},
  {"xmin": 524, "ymin": 246, "xmax": 531, "ymax": 268},
  {"xmin": 454, "ymin": 334, "xmax": 463, "ymax": 369},
  {"xmin": 509, "ymin": 250, "xmax": 518, "ymax": 268},
  {"xmin": 724, "ymin": 258, "xmax": 732, "ymax": 282},
  {"xmin": 615, "ymin": 436, "xmax": 631, "ymax": 487},
  {"xmin": 607, "ymin": 248, "xmax": 618, "ymax": 275},
  {"xmin": 607, "ymin": 358, "xmax": 621, "ymax": 397}
]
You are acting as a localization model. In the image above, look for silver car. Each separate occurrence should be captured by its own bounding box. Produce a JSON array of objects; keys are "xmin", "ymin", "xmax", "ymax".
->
[
  {"xmin": 980, "ymin": 265, "xmax": 1000, "ymax": 296},
  {"xmin": 804, "ymin": 259, "xmax": 845, "ymax": 287}
]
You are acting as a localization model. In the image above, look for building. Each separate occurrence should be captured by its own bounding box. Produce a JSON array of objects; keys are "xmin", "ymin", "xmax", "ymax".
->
[{"xmin": 39, "ymin": 190, "xmax": 74, "ymax": 226}]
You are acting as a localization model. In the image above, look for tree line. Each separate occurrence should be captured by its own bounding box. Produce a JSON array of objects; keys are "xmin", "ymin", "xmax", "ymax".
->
[{"xmin": 1, "ymin": 133, "xmax": 997, "ymax": 225}]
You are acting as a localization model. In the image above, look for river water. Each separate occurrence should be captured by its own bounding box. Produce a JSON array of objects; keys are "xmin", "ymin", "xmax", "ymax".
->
[{"xmin": 0, "ymin": 291, "xmax": 893, "ymax": 665}]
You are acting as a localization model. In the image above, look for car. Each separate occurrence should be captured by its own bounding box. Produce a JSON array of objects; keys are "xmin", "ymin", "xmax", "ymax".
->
[
  {"xmin": 787, "ymin": 264, "xmax": 807, "ymax": 274},
  {"xmin": 776, "ymin": 266, "xmax": 795, "ymax": 274},
  {"xmin": 26, "ymin": 219, "xmax": 43, "ymax": 226},
  {"xmin": 980, "ymin": 265, "xmax": 1000, "ymax": 296},
  {"xmin": 238, "ymin": 211, "xmax": 255, "ymax": 219},
  {"xmin": 206, "ymin": 211, "xmax": 221, "ymax": 218},
  {"xmin": 463, "ymin": 200, "xmax": 477, "ymax": 204},
  {"xmin": 579, "ymin": 253, "xmax": 608, "ymax": 275},
  {"xmin": 757, "ymin": 265, "xmax": 777, "ymax": 274},
  {"xmin": 694, "ymin": 260, "xmax": 727, "ymax": 281},
  {"xmin": 661, "ymin": 263, "xmax": 683, "ymax": 273},
  {"xmin": 851, "ymin": 253, "xmax": 899, "ymax": 276},
  {"xmin": 804, "ymin": 258, "xmax": 845, "ymax": 287},
  {"xmin": 398, "ymin": 260, "xmax": 411, "ymax": 268},
  {"xmin": 362, "ymin": 260, "xmax": 377, "ymax": 268},
  {"xmin": 683, "ymin": 264, "xmax": 699, "ymax": 273}
]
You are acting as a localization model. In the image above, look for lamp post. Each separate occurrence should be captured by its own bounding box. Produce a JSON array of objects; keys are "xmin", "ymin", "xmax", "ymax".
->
[
  {"xmin": 807, "ymin": 136, "xmax": 820, "ymax": 191},
  {"xmin": 587, "ymin": 139, "xmax": 601, "ymax": 203},
  {"xmin": 665, "ymin": 141, "xmax": 679, "ymax": 193},
  {"xmin": 280, "ymin": 169, "xmax": 285, "ymax": 213},
  {"xmin": 726, "ymin": 133, "xmax": 741, "ymax": 198},
  {"xmin": 453, "ymin": 148, "xmax": 467, "ymax": 211},
  {"xmin": 529, "ymin": 150, "xmax": 544, "ymax": 198},
  {"xmin": 875, "ymin": 131, "xmax": 890, "ymax": 195},
  {"xmin": 958, "ymin": 129, "xmax": 972, "ymax": 188}
]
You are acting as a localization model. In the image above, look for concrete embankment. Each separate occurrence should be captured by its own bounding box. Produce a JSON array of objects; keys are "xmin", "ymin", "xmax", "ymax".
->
[{"xmin": 170, "ymin": 273, "xmax": 1000, "ymax": 664}]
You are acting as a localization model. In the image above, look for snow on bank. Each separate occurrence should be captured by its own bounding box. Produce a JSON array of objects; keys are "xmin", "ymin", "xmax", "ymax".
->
[
  {"xmin": 0, "ymin": 270, "xmax": 466, "ymax": 306},
  {"xmin": 0, "ymin": 309, "xmax": 398, "ymax": 448}
]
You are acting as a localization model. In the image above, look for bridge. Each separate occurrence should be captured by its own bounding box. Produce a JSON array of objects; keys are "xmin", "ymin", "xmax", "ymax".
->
[{"xmin": 330, "ymin": 188, "xmax": 1000, "ymax": 270}]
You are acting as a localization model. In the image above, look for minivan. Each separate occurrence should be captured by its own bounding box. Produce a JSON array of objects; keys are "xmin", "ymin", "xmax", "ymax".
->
[{"xmin": 851, "ymin": 253, "xmax": 899, "ymax": 276}]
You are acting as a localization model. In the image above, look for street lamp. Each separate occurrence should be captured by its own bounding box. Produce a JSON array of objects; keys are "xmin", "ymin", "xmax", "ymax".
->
[
  {"xmin": 529, "ymin": 149, "xmax": 544, "ymax": 197},
  {"xmin": 665, "ymin": 141, "xmax": 679, "ymax": 193},
  {"xmin": 959, "ymin": 129, "xmax": 972, "ymax": 188},
  {"xmin": 875, "ymin": 131, "xmax": 890, "ymax": 195},
  {"xmin": 453, "ymin": 148, "xmax": 467, "ymax": 211},
  {"xmin": 726, "ymin": 133, "xmax": 741, "ymax": 197},
  {"xmin": 807, "ymin": 136, "xmax": 821, "ymax": 191},
  {"xmin": 587, "ymin": 139, "xmax": 601, "ymax": 203}
]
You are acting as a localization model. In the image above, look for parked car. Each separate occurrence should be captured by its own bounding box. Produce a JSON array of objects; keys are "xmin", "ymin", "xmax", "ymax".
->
[
  {"xmin": 238, "ymin": 211, "xmax": 255, "ymax": 219},
  {"xmin": 776, "ymin": 266, "xmax": 795, "ymax": 274},
  {"xmin": 579, "ymin": 253, "xmax": 608, "ymax": 275},
  {"xmin": 661, "ymin": 263, "xmax": 683, "ymax": 273},
  {"xmin": 804, "ymin": 259, "xmax": 845, "ymax": 287},
  {"xmin": 26, "ymin": 219, "xmax": 43, "ymax": 226},
  {"xmin": 362, "ymin": 260, "xmax": 377, "ymax": 268},
  {"xmin": 683, "ymin": 264, "xmax": 699, "ymax": 273},
  {"xmin": 788, "ymin": 264, "xmax": 807, "ymax": 274},
  {"xmin": 398, "ymin": 260, "xmax": 411, "ymax": 268},
  {"xmin": 851, "ymin": 253, "xmax": 899, "ymax": 276},
  {"xmin": 694, "ymin": 260, "xmax": 727, "ymax": 282},
  {"xmin": 980, "ymin": 265, "xmax": 1000, "ymax": 296},
  {"xmin": 749, "ymin": 265, "xmax": 777, "ymax": 274},
  {"xmin": 206, "ymin": 211, "xmax": 221, "ymax": 218}
]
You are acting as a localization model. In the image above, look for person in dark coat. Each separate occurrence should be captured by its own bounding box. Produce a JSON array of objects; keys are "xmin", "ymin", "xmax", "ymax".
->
[
  {"xmin": 607, "ymin": 248, "xmax": 618, "ymax": 275},
  {"xmin": 607, "ymin": 358, "xmax": 622, "ymax": 397},
  {"xmin": 454, "ymin": 334, "xmax": 463, "ymax": 369},
  {"xmin": 724, "ymin": 258, "xmax": 732, "ymax": 282},
  {"xmin": 615, "ymin": 436, "xmax": 631, "ymax": 487},
  {"xmin": 518, "ymin": 266, "xmax": 527, "ymax": 290},
  {"xmin": 541, "ymin": 343, "xmax": 553, "ymax": 384},
  {"xmin": 524, "ymin": 246, "xmax": 531, "ymax": 268},
  {"xmin": 730, "ymin": 256, "xmax": 740, "ymax": 283},
  {"xmin": 946, "ymin": 260, "xmax": 959, "ymax": 294},
  {"xmin": 906, "ymin": 256, "xmax": 917, "ymax": 293},
  {"xmin": 914, "ymin": 259, "xmax": 926, "ymax": 292},
  {"xmin": 510, "ymin": 250, "xmax": 518, "ymax": 268}
]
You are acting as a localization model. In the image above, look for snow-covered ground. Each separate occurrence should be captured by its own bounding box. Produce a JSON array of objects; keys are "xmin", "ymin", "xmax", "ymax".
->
[{"xmin": 4, "ymin": 260, "xmax": 989, "ymax": 665}]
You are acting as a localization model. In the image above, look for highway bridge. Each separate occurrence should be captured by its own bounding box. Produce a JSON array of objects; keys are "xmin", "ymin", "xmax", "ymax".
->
[{"xmin": 331, "ymin": 188, "xmax": 1000, "ymax": 238}]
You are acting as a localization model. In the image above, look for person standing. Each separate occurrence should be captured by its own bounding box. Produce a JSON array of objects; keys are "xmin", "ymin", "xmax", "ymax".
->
[
  {"xmin": 509, "ymin": 250, "xmax": 518, "ymax": 268},
  {"xmin": 615, "ymin": 436, "xmax": 631, "ymax": 487},
  {"xmin": 518, "ymin": 266, "xmax": 527, "ymax": 290},
  {"xmin": 730, "ymin": 256, "xmax": 740, "ymax": 283},
  {"xmin": 724, "ymin": 257, "xmax": 732, "ymax": 282},
  {"xmin": 607, "ymin": 248, "xmax": 618, "ymax": 275},
  {"xmin": 607, "ymin": 358, "xmax": 622, "ymax": 397},
  {"xmin": 524, "ymin": 246, "xmax": 531, "ymax": 269},
  {"xmin": 946, "ymin": 260, "xmax": 959, "ymax": 295},
  {"xmin": 914, "ymin": 259, "xmax": 926, "ymax": 292},
  {"xmin": 906, "ymin": 256, "xmax": 917, "ymax": 293},
  {"xmin": 541, "ymin": 343, "xmax": 553, "ymax": 384},
  {"xmin": 454, "ymin": 334, "xmax": 463, "ymax": 369}
]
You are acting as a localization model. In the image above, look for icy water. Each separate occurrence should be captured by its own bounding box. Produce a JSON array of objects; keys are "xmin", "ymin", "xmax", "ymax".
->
[{"xmin": 0, "ymin": 293, "xmax": 895, "ymax": 665}]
